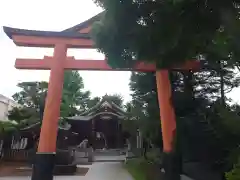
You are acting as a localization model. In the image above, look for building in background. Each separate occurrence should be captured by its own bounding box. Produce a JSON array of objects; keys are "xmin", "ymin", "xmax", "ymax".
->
[{"xmin": 0, "ymin": 94, "xmax": 20, "ymax": 121}]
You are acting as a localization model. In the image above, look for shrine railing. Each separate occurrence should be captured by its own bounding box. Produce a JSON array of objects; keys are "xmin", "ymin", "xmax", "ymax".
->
[
  {"xmin": 71, "ymin": 147, "xmax": 94, "ymax": 164},
  {"xmin": 0, "ymin": 146, "xmax": 92, "ymax": 165},
  {"xmin": 1, "ymin": 149, "xmax": 34, "ymax": 162}
]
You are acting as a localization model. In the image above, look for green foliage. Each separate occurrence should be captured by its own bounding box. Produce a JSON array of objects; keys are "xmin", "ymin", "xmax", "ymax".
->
[
  {"xmin": 8, "ymin": 107, "xmax": 38, "ymax": 123},
  {"xmin": 227, "ymin": 148, "xmax": 240, "ymax": 171},
  {"xmin": 93, "ymin": 0, "xmax": 240, "ymax": 68},
  {"xmin": 217, "ymin": 104, "xmax": 240, "ymax": 137},
  {"xmin": 61, "ymin": 70, "xmax": 91, "ymax": 117},
  {"xmin": 13, "ymin": 81, "xmax": 48, "ymax": 109},
  {"xmin": 194, "ymin": 63, "xmax": 240, "ymax": 104},
  {"xmin": 226, "ymin": 157, "xmax": 240, "ymax": 180},
  {"xmin": 125, "ymin": 158, "xmax": 148, "ymax": 180},
  {"xmin": 128, "ymin": 72, "xmax": 162, "ymax": 147},
  {"xmin": 213, "ymin": 104, "xmax": 240, "ymax": 170},
  {"xmin": 0, "ymin": 121, "xmax": 18, "ymax": 134},
  {"xmin": 146, "ymin": 148, "xmax": 162, "ymax": 164},
  {"xmin": 127, "ymin": 66, "xmax": 240, "ymax": 177},
  {"xmin": 11, "ymin": 71, "xmax": 91, "ymax": 123},
  {"xmin": 125, "ymin": 157, "xmax": 165, "ymax": 180},
  {"xmin": 12, "ymin": 81, "xmax": 48, "ymax": 122},
  {"xmin": 91, "ymin": 1, "xmax": 240, "ymax": 177}
]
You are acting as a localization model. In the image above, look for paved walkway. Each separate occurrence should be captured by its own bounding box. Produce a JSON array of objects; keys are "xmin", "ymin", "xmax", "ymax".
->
[
  {"xmin": 0, "ymin": 162, "xmax": 134, "ymax": 180},
  {"xmin": 82, "ymin": 162, "xmax": 133, "ymax": 180},
  {"xmin": 94, "ymin": 155, "xmax": 126, "ymax": 162}
]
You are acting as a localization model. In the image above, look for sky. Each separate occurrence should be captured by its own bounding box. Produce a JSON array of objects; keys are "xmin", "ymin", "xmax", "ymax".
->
[
  {"xmin": 0, "ymin": 0, "xmax": 239, "ymax": 104},
  {"xmin": 0, "ymin": 0, "xmax": 132, "ymax": 102}
]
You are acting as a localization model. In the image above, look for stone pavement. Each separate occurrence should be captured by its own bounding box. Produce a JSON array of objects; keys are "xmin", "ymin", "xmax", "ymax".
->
[
  {"xmin": 94, "ymin": 155, "xmax": 126, "ymax": 162},
  {"xmin": 0, "ymin": 162, "xmax": 134, "ymax": 180},
  {"xmin": 83, "ymin": 162, "xmax": 133, "ymax": 180}
]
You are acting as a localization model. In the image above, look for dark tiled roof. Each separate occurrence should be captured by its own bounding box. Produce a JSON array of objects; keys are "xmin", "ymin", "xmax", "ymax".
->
[
  {"xmin": 20, "ymin": 121, "xmax": 71, "ymax": 131},
  {"xmin": 62, "ymin": 12, "xmax": 103, "ymax": 32},
  {"xmin": 79, "ymin": 98, "xmax": 127, "ymax": 116},
  {"xmin": 3, "ymin": 26, "xmax": 91, "ymax": 40},
  {"xmin": 67, "ymin": 112, "xmax": 126, "ymax": 121},
  {"xmin": 20, "ymin": 122, "xmax": 40, "ymax": 131}
]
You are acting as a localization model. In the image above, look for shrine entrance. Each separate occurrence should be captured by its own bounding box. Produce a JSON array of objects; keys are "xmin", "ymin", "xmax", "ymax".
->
[
  {"xmin": 93, "ymin": 132, "xmax": 106, "ymax": 149},
  {"xmin": 3, "ymin": 13, "xmax": 200, "ymax": 180},
  {"xmin": 91, "ymin": 103, "xmax": 126, "ymax": 149},
  {"xmin": 93, "ymin": 118, "xmax": 122, "ymax": 149},
  {"xmin": 66, "ymin": 97, "xmax": 127, "ymax": 150}
]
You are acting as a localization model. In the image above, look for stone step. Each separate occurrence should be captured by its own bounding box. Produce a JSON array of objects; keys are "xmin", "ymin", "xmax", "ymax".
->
[
  {"xmin": 94, "ymin": 159, "xmax": 125, "ymax": 162},
  {"xmin": 74, "ymin": 157, "xmax": 92, "ymax": 165},
  {"xmin": 94, "ymin": 151, "xmax": 121, "ymax": 156},
  {"xmin": 93, "ymin": 155, "xmax": 126, "ymax": 163}
]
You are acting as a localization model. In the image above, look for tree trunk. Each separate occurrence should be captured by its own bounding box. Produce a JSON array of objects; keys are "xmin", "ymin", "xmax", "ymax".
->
[
  {"xmin": 219, "ymin": 60, "xmax": 226, "ymax": 107},
  {"xmin": 39, "ymin": 108, "xmax": 44, "ymax": 121},
  {"xmin": 183, "ymin": 70, "xmax": 194, "ymax": 100},
  {"xmin": 143, "ymin": 139, "xmax": 148, "ymax": 160}
]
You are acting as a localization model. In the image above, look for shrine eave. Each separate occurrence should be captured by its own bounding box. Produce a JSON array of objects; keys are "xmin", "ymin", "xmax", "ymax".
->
[
  {"xmin": 67, "ymin": 112, "xmax": 127, "ymax": 121},
  {"xmin": 80, "ymin": 99, "xmax": 128, "ymax": 116},
  {"xmin": 67, "ymin": 115, "xmax": 93, "ymax": 121},
  {"xmin": 3, "ymin": 26, "xmax": 91, "ymax": 40},
  {"xmin": 20, "ymin": 122, "xmax": 71, "ymax": 131}
]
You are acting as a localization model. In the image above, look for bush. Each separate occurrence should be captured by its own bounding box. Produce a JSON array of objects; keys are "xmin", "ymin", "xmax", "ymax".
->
[
  {"xmin": 125, "ymin": 158, "xmax": 148, "ymax": 180},
  {"xmin": 125, "ymin": 158, "xmax": 165, "ymax": 180},
  {"xmin": 146, "ymin": 148, "xmax": 162, "ymax": 164},
  {"xmin": 226, "ymin": 157, "xmax": 240, "ymax": 180}
]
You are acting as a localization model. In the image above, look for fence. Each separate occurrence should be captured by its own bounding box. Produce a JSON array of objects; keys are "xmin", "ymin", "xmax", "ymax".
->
[
  {"xmin": 1, "ymin": 149, "xmax": 34, "ymax": 162},
  {"xmin": 0, "ymin": 140, "xmax": 3, "ymax": 158}
]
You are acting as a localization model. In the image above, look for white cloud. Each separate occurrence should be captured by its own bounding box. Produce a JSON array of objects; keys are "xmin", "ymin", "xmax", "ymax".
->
[
  {"xmin": 0, "ymin": 0, "xmax": 132, "ymax": 102},
  {"xmin": 0, "ymin": 0, "xmax": 239, "ymax": 105}
]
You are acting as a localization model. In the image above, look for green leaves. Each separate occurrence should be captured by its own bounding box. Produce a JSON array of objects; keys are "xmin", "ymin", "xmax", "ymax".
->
[
  {"xmin": 225, "ymin": 156, "xmax": 240, "ymax": 180},
  {"xmin": 10, "ymin": 71, "xmax": 91, "ymax": 124},
  {"xmin": 10, "ymin": 81, "xmax": 48, "ymax": 123},
  {"xmin": 60, "ymin": 71, "xmax": 90, "ymax": 117},
  {"xmin": 13, "ymin": 81, "xmax": 48, "ymax": 110},
  {"xmin": 0, "ymin": 121, "xmax": 18, "ymax": 134},
  {"xmin": 93, "ymin": 0, "xmax": 240, "ymax": 69},
  {"xmin": 8, "ymin": 107, "xmax": 37, "ymax": 123},
  {"xmin": 128, "ymin": 72, "xmax": 162, "ymax": 147}
]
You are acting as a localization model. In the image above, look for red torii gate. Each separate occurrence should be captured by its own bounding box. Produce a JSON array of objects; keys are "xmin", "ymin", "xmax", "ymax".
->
[{"xmin": 3, "ymin": 13, "xmax": 200, "ymax": 180}]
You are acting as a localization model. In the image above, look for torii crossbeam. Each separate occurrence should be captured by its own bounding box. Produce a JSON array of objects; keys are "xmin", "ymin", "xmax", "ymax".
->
[{"xmin": 3, "ymin": 12, "xmax": 200, "ymax": 180}]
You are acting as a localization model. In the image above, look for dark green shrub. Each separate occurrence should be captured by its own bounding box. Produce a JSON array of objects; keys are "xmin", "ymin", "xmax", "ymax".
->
[{"xmin": 226, "ymin": 157, "xmax": 240, "ymax": 180}]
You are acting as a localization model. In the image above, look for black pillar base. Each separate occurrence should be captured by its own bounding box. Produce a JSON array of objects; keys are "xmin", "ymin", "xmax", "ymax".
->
[
  {"xmin": 31, "ymin": 153, "xmax": 55, "ymax": 180},
  {"xmin": 162, "ymin": 152, "xmax": 181, "ymax": 180}
]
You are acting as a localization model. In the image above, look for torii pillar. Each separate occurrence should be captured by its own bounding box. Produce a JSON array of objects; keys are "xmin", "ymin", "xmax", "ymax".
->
[
  {"xmin": 3, "ymin": 25, "xmax": 200, "ymax": 180},
  {"xmin": 156, "ymin": 70, "xmax": 179, "ymax": 179},
  {"xmin": 32, "ymin": 44, "xmax": 67, "ymax": 180}
]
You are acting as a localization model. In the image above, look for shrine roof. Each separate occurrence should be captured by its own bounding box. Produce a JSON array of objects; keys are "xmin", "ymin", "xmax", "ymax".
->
[
  {"xmin": 20, "ymin": 122, "xmax": 40, "ymax": 131},
  {"xmin": 3, "ymin": 26, "xmax": 91, "ymax": 40},
  {"xmin": 67, "ymin": 111, "xmax": 126, "ymax": 121},
  {"xmin": 80, "ymin": 97, "xmax": 128, "ymax": 117},
  {"xmin": 20, "ymin": 121, "xmax": 71, "ymax": 131}
]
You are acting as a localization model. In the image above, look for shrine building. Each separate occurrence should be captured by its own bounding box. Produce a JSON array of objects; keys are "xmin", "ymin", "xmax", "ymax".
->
[
  {"xmin": 1, "ymin": 96, "xmax": 130, "ymax": 152},
  {"xmin": 66, "ymin": 96, "xmax": 129, "ymax": 149}
]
